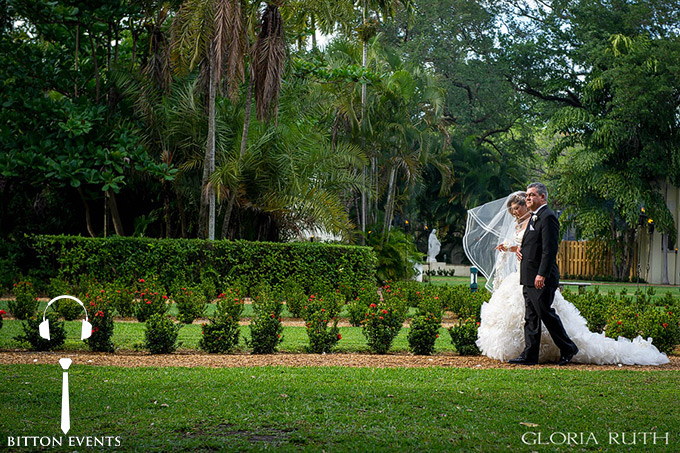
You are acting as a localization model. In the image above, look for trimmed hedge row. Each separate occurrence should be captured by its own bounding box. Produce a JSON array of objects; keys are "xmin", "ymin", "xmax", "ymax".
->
[{"xmin": 26, "ymin": 235, "xmax": 377, "ymax": 296}]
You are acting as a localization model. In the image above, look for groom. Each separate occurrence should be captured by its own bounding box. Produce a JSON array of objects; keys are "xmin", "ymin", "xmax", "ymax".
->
[{"xmin": 510, "ymin": 182, "xmax": 578, "ymax": 366}]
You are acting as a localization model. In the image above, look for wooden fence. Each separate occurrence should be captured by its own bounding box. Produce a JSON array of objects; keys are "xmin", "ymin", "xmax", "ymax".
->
[{"xmin": 558, "ymin": 240, "xmax": 637, "ymax": 279}]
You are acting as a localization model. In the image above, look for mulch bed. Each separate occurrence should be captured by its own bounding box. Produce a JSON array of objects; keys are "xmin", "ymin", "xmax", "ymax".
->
[{"xmin": 1, "ymin": 350, "xmax": 678, "ymax": 371}]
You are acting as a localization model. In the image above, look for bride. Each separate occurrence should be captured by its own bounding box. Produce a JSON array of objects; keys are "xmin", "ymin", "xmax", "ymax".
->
[{"xmin": 463, "ymin": 191, "xmax": 669, "ymax": 365}]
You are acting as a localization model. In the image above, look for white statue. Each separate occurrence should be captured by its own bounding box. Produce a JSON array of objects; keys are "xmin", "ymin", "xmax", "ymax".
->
[{"xmin": 427, "ymin": 229, "xmax": 441, "ymax": 263}]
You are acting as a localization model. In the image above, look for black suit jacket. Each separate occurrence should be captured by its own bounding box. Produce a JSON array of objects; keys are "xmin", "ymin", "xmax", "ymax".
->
[{"xmin": 520, "ymin": 206, "xmax": 560, "ymax": 287}]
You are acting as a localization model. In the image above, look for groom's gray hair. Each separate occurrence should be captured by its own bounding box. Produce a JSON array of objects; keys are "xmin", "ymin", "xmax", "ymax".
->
[{"xmin": 527, "ymin": 182, "xmax": 548, "ymax": 201}]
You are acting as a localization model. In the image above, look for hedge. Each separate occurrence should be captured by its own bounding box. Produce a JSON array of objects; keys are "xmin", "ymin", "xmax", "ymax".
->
[{"xmin": 25, "ymin": 235, "xmax": 377, "ymax": 297}]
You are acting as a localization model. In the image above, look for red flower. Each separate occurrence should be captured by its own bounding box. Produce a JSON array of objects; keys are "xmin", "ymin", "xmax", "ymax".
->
[
  {"xmin": 434, "ymin": 296, "xmax": 439, "ymax": 300},
  {"xmin": 0, "ymin": 310, "xmax": 5, "ymax": 316},
  {"xmin": 663, "ymin": 323, "xmax": 668, "ymax": 328},
  {"xmin": 379, "ymin": 316, "xmax": 384, "ymax": 320},
  {"xmin": 617, "ymin": 321, "xmax": 622, "ymax": 325},
  {"xmin": 321, "ymin": 309, "xmax": 325, "ymax": 312},
  {"xmin": 162, "ymin": 295, "xmax": 168, "ymax": 300},
  {"xmin": 95, "ymin": 311, "xmax": 104, "ymax": 317},
  {"xmin": 435, "ymin": 334, "xmax": 439, "ymax": 338},
  {"xmin": 139, "ymin": 278, "xmax": 145, "ymax": 283},
  {"xmin": 382, "ymin": 309, "xmax": 388, "ymax": 314},
  {"xmin": 337, "ymin": 334, "xmax": 342, "ymax": 340},
  {"xmin": 146, "ymin": 301, "xmax": 152, "ymax": 304},
  {"xmin": 90, "ymin": 302, "xmax": 96, "ymax": 306},
  {"xmin": 369, "ymin": 303, "xmax": 377, "ymax": 308}
]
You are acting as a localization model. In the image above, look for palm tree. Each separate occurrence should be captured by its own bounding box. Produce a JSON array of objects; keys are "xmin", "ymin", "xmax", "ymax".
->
[{"xmin": 170, "ymin": 0, "xmax": 247, "ymax": 239}]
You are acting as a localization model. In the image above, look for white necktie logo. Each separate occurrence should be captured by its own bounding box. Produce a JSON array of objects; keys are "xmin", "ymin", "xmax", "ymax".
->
[
  {"xmin": 59, "ymin": 358, "xmax": 72, "ymax": 434},
  {"xmin": 39, "ymin": 296, "xmax": 92, "ymax": 436}
]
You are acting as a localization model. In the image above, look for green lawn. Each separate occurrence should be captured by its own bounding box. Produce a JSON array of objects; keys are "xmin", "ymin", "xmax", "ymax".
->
[
  {"xmin": 1, "ymin": 365, "xmax": 678, "ymax": 451},
  {"xmin": 0, "ymin": 319, "xmax": 455, "ymax": 353}
]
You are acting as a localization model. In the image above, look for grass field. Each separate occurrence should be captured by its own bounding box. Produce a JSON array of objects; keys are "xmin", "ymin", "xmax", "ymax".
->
[
  {"xmin": 0, "ymin": 319, "xmax": 455, "ymax": 353},
  {"xmin": 1, "ymin": 365, "xmax": 678, "ymax": 451}
]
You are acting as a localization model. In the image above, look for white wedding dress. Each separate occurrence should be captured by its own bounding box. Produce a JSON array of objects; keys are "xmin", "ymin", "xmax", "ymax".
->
[{"xmin": 476, "ymin": 225, "xmax": 669, "ymax": 365}]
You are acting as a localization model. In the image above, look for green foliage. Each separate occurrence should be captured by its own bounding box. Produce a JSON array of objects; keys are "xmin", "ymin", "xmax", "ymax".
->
[
  {"xmin": 173, "ymin": 286, "xmax": 208, "ymax": 324},
  {"xmin": 107, "ymin": 281, "xmax": 136, "ymax": 318},
  {"xmin": 29, "ymin": 235, "xmax": 376, "ymax": 297},
  {"xmin": 14, "ymin": 312, "xmax": 66, "ymax": 351},
  {"xmin": 347, "ymin": 285, "xmax": 380, "ymax": 327},
  {"xmin": 199, "ymin": 291, "xmax": 243, "ymax": 354},
  {"xmin": 361, "ymin": 302, "xmax": 406, "ymax": 354},
  {"xmin": 302, "ymin": 293, "xmax": 343, "ymax": 354},
  {"xmin": 84, "ymin": 291, "xmax": 115, "ymax": 353},
  {"xmin": 638, "ymin": 307, "xmax": 680, "ymax": 355},
  {"xmin": 133, "ymin": 277, "xmax": 170, "ymax": 323},
  {"xmin": 445, "ymin": 285, "xmax": 488, "ymax": 321},
  {"xmin": 144, "ymin": 314, "xmax": 181, "ymax": 354},
  {"xmin": 9, "ymin": 281, "xmax": 38, "ymax": 320},
  {"xmin": 278, "ymin": 279, "xmax": 307, "ymax": 318},
  {"xmin": 407, "ymin": 314, "xmax": 440, "ymax": 355},
  {"xmin": 249, "ymin": 286, "xmax": 284, "ymax": 354},
  {"xmin": 364, "ymin": 229, "xmax": 420, "ymax": 283},
  {"xmin": 449, "ymin": 318, "xmax": 480, "ymax": 356},
  {"xmin": 562, "ymin": 291, "xmax": 613, "ymax": 333}
]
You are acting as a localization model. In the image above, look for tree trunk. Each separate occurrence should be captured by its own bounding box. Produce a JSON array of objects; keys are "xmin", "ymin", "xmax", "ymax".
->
[
  {"xmin": 381, "ymin": 165, "xmax": 397, "ymax": 242},
  {"xmin": 163, "ymin": 181, "xmax": 172, "ymax": 238},
  {"xmin": 221, "ymin": 67, "xmax": 255, "ymax": 239},
  {"xmin": 176, "ymin": 187, "xmax": 187, "ymax": 238},
  {"xmin": 87, "ymin": 27, "xmax": 101, "ymax": 102},
  {"xmin": 74, "ymin": 23, "xmax": 79, "ymax": 97},
  {"xmin": 77, "ymin": 187, "xmax": 96, "ymax": 238},
  {"xmin": 200, "ymin": 50, "xmax": 218, "ymax": 240},
  {"xmin": 107, "ymin": 189, "xmax": 125, "ymax": 236}
]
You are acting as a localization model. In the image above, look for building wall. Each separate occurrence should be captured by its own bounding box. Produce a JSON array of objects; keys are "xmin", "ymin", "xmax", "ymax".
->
[{"xmin": 637, "ymin": 182, "xmax": 680, "ymax": 285}]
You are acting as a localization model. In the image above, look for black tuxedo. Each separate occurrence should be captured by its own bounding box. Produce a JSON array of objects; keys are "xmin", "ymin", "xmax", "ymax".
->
[
  {"xmin": 520, "ymin": 206, "xmax": 560, "ymax": 287},
  {"xmin": 519, "ymin": 205, "xmax": 577, "ymax": 362}
]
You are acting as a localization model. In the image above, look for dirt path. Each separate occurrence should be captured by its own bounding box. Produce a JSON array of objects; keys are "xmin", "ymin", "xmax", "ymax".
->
[{"xmin": 1, "ymin": 350, "xmax": 678, "ymax": 370}]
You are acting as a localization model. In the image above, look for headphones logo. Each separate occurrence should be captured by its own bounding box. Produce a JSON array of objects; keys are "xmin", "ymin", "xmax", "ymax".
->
[
  {"xmin": 41, "ymin": 295, "xmax": 91, "ymax": 435},
  {"xmin": 39, "ymin": 295, "xmax": 92, "ymax": 341}
]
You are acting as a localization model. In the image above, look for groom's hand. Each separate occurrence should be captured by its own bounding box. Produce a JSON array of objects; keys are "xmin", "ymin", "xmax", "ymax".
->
[{"xmin": 535, "ymin": 275, "xmax": 545, "ymax": 289}]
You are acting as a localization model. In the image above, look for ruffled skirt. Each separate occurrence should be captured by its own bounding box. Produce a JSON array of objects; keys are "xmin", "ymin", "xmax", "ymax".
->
[{"xmin": 476, "ymin": 272, "xmax": 669, "ymax": 365}]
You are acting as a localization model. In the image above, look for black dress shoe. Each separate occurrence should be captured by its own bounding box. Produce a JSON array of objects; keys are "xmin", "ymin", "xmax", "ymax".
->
[
  {"xmin": 508, "ymin": 356, "xmax": 538, "ymax": 365},
  {"xmin": 557, "ymin": 348, "xmax": 578, "ymax": 366}
]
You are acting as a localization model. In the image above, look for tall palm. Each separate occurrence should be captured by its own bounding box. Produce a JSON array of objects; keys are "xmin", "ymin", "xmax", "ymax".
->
[{"xmin": 170, "ymin": 0, "xmax": 247, "ymax": 239}]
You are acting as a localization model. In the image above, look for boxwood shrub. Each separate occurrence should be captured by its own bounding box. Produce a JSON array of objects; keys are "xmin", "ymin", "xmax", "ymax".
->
[{"xmin": 28, "ymin": 235, "xmax": 377, "ymax": 297}]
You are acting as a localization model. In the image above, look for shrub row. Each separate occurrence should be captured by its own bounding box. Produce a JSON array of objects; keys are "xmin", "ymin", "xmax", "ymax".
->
[{"xmin": 20, "ymin": 235, "xmax": 377, "ymax": 298}]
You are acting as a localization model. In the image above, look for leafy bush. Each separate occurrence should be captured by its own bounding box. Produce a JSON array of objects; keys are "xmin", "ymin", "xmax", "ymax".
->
[
  {"xmin": 363, "ymin": 229, "xmax": 420, "ymax": 283},
  {"xmin": 83, "ymin": 291, "xmax": 115, "ymax": 353},
  {"xmin": 449, "ymin": 318, "xmax": 480, "ymax": 356},
  {"xmin": 134, "ymin": 277, "xmax": 170, "ymax": 322},
  {"xmin": 347, "ymin": 286, "xmax": 380, "ymax": 327},
  {"xmin": 604, "ymin": 303, "xmax": 639, "ymax": 340},
  {"xmin": 361, "ymin": 302, "xmax": 406, "ymax": 354},
  {"xmin": 302, "ymin": 294, "xmax": 343, "ymax": 354},
  {"xmin": 47, "ymin": 277, "xmax": 84, "ymax": 321},
  {"xmin": 144, "ymin": 313, "xmax": 181, "ymax": 354},
  {"xmin": 249, "ymin": 286, "xmax": 284, "ymax": 354},
  {"xmin": 407, "ymin": 314, "xmax": 440, "ymax": 355},
  {"xmin": 637, "ymin": 307, "xmax": 680, "ymax": 354},
  {"xmin": 562, "ymin": 291, "xmax": 612, "ymax": 333},
  {"xmin": 14, "ymin": 312, "xmax": 66, "ymax": 351},
  {"xmin": 29, "ymin": 235, "xmax": 376, "ymax": 296},
  {"xmin": 199, "ymin": 290, "xmax": 244, "ymax": 353},
  {"xmin": 9, "ymin": 281, "xmax": 39, "ymax": 320},
  {"xmin": 173, "ymin": 286, "xmax": 208, "ymax": 324},
  {"xmin": 445, "ymin": 285, "xmax": 488, "ymax": 320},
  {"xmin": 279, "ymin": 279, "xmax": 307, "ymax": 318},
  {"xmin": 107, "ymin": 281, "xmax": 135, "ymax": 318}
]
